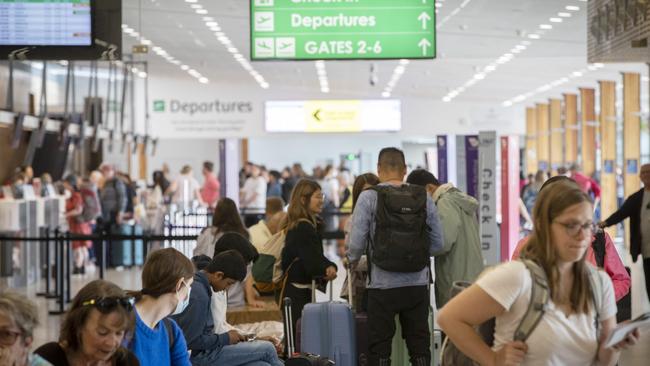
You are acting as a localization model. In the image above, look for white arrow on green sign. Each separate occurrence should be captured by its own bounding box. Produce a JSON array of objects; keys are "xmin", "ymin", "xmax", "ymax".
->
[{"xmin": 250, "ymin": 0, "xmax": 436, "ymax": 60}]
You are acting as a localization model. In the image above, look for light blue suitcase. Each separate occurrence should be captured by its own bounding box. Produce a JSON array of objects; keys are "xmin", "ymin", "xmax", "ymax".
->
[{"xmin": 300, "ymin": 280, "xmax": 356, "ymax": 366}]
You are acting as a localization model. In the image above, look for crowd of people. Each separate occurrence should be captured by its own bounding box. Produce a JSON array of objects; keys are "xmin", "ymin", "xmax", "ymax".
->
[{"xmin": 1, "ymin": 150, "xmax": 647, "ymax": 366}]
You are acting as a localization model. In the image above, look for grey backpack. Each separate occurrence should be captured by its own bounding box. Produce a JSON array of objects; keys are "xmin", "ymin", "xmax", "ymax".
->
[{"xmin": 440, "ymin": 259, "xmax": 604, "ymax": 366}]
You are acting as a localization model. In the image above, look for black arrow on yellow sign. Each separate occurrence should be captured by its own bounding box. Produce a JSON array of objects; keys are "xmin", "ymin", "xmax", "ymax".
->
[{"xmin": 313, "ymin": 109, "xmax": 322, "ymax": 122}]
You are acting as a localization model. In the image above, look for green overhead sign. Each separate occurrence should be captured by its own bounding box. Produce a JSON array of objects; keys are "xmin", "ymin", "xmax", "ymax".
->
[{"xmin": 250, "ymin": 0, "xmax": 436, "ymax": 60}]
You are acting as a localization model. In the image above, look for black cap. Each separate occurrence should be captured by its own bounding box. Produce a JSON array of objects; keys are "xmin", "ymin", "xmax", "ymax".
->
[
  {"xmin": 205, "ymin": 250, "xmax": 247, "ymax": 282},
  {"xmin": 406, "ymin": 169, "xmax": 439, "ymax": 187}
]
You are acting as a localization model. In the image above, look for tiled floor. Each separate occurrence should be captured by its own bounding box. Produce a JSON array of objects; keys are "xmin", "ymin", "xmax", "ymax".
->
[{"xmin": 13, "ymin": 245, "xmax": 650, "ymax": 365}]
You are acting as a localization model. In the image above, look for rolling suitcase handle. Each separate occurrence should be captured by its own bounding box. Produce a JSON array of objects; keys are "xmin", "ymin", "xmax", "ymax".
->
[
  {"xmin": 283, "ymin": 297, "xmax": 296, "ymax": 357},
  {"xmin": 311, "ymin": 277, "xmax": 334, "ymax": 303}
]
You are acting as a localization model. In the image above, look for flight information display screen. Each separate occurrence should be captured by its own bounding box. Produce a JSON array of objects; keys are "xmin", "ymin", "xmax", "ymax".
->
[{"xmin": 0, "ymin": 0, "xmax": 92, "ymax": 46}]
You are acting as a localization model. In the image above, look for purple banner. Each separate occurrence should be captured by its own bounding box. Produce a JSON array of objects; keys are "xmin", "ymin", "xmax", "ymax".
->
[
  {"xmin": 437, "ymin": 135, "xmax": 448, "ymax": 183},
  {"xmin": 465, "ymin": 135, "xmax": 480, "ymax": 198}
]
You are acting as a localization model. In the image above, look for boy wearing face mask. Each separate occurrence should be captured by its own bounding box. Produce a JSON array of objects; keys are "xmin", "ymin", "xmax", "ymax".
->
[
  {"xmin": 173, "ymin": 250, "xmax": 284, "ymax": 366},
  {"xmin": 127, "ymin": 248, "xmax": 195, "ymax": 366}
]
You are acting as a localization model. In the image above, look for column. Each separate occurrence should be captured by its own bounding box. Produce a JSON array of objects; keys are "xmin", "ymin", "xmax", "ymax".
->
[
  {"xmin": 549, "ymin": 98, "xmax": 563, "ymax": 173},
  {"xmin": 536, "ymin": 103, "xmax": 550, "ymax": 172},
  {"xmin": 526, "ymin": 107, "xmax": 538, "ymax": 175},
  {"xmin": 599, "ymin": 80, "xmax": 617, "ymax": 238},
  {"xmin": 564, "ymin": 93, "xmax": 579, "ymax": 167},
  {"xmin": 580, "ymin": 88, "xmax": 597, "ymax": 177}
]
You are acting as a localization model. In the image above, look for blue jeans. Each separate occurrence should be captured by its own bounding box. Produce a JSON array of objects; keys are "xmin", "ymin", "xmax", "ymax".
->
[{"xmin": 191, "ymin": 340, "xmax": 282, "ymax": 366}]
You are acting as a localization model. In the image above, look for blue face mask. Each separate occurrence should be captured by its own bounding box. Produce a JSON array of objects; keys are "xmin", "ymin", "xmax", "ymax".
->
[{"xmin": 172, "ymin": 281, "xmax": 191, "ymax": 315}]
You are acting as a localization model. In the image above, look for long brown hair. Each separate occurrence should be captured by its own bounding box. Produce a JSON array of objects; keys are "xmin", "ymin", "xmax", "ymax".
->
[
  {"xmin": 136, "ymin": 248, "xmax": 194, "ymax": 299},
  {"xmin": 211, "ymin": 197, "xmax": 249, "ymax": 238},
  {"xmin": 352, "ymin": 173, "xmax": 380, "ymax": 211},
  {"xmin": 59, "ymin": 280, "xmax": 134, "ymax": 353},
  {"xmin": 520, "ymin": 181, "xmax": 594, "ymax": 314},
  {"xmin": 282, "ymin": 179, "xmax": 321, "ymax": 231}
]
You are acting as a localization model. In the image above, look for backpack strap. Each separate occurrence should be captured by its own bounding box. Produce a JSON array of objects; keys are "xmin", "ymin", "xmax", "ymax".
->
[
  {"xmin": 592, "ymin": 231, "xmax": 607, "ymax": 268},
  {"xmin": 162, "ymin": 318, "xmax": 175, "ymax": 351},
  {"xmin": 586, "ymin": 265, "xmax": 604, "ymax": 337},
  {"xmin": 514, "ymin": 259, "xmax": 550, "ymax": 342}
]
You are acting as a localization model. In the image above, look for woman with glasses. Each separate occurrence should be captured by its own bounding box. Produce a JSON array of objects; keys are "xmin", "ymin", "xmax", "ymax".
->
[
  {"xmin": 280, "ymin": 179, "xmax": 338, "ymax": 352},
  {"xmin": 512, "ymin": 177, "xmax": 631, "ymax": 314},
  {"xmin": 34, "ymin": 280, "xmax": 139, "ymax": 366},
  {"xmin": 438, "ymin": 181, "xmax": 639, "ymax": 365},
  {"xmin": 126, "ymin": 248, "xmax": 194, "ymax": 366},
  {"xmin": 0, "ymin": 291, "xmax": 51, "ymax": 366}
]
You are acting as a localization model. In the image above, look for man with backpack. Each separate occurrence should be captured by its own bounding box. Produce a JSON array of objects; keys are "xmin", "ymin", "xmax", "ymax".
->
[
  {"xmin": 99, "ymin": 163, "xmax": 127, "ymax": 230},
  {"xmin": 348, "ymin": 147, "xmax": 443, "ymax": 366}
]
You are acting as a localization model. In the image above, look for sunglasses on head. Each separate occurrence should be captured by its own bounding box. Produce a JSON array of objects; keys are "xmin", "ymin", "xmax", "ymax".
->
[{"xmin": 81, "ymin": 297, "xmax": 135, "ymax": 313}]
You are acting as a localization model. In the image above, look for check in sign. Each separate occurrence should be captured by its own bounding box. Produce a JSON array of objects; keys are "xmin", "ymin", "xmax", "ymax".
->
[{"xmin": 250, "ymin": 0, "xmax": 436, "ymax": 60}]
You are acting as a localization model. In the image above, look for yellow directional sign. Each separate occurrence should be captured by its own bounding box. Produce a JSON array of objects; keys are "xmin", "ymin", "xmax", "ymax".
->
[{"xmin": 305, "ymin": 100, "xmax": 361, "ymax": 132}]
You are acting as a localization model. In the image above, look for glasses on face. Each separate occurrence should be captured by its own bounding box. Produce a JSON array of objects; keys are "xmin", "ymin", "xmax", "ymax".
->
[
  {"xmin": 0, "ymin": 329, "xmax": 22, "ymax": 346},
  {"xmin": 554, "ymin": 221, "xmax": 598, "ymax": 237},
  {"xmin": 81, "ymin": 297, "xmax": 135, "ymax": 313}
]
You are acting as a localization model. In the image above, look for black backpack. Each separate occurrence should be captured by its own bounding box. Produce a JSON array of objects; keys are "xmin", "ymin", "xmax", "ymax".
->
[{"xmin": 369, "ymin": 184, "xmax": 430, "ymax": 273}]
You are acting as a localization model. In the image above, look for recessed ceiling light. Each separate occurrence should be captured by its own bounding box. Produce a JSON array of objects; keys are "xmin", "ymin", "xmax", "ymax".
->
[
  {"xmin": 198, "ymin": 77, "xmax": 209, "ymax": 83},
  {"xmin": 558, "ymin": 12, "xmax": 571, "ymax": 17},
  {"xmin": 138, "ymin": 71, "xmax": 147, "ymax": 78},
  {"xmin": 549, "ymin": 17, "xmax": 562, "ymax": 23},
  {"xmin": 382, "ymin": 92, "xmax": 390, "ymax": 98},
  {"xmin": 528, "ymin": 34, "xmax": 541, "ymax": 39},
  {"xmin": 442, "ymin": 96, "xmax": 451, "ymax": 102},
  {"xmin": 185, "ymin": 0, "xmax": 197, "ymax": 2},
  {"xmin": 202, "ymin": 17, "xmax": 213, "ymax": 21},
  {"xmin": 539, "ymin": 24, "xmax": 552, "ymax": 29},
  {"xmin": 566, "ymin": 5, "xmax": 580, "ymax": 11},
  {"xmin": 190, "ymin": 4, "xmax": 202, "ymax": 9},
  {"xmin": 196, "ymin": 9, "xmax": 207, "ymax": 14},
  {"xmin": 502, "ymin": 101, "xmax": 513, "ymax": 107},
  {"xmin": 205, "ymin": 21, "xmax": 218, "ymax": 27}
]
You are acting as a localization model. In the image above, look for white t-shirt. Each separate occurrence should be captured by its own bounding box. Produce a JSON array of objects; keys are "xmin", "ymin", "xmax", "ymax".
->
[
  {"xmin": 173, "ymin": 174, "xmax": 200, "ymax": 204},
  {"xmin": 242, "ymin": 176, "xmax": 267, "ymax": 209},
  {"xmin": 477, "ymin": 261, "xmax": 616, "ymax": 366}
]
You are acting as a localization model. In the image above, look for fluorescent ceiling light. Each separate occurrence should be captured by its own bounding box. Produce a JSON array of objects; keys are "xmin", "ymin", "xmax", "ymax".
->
[
  {"xmin": 185, "ymin": 0, "xmax": 197, "ymax": 2},
  {"xmin": 566, "ymin": 5, "xmax": 580, "ymax": 11},
  {"xmin": 558, "ymin": 12, "xmax": 571, "ymax": 17},
  {"xmin": 191, "ymin": 4, "xmax": 202, "ymax": 9},
  {"xmin": 539, "ymin": 24, "xmax": 552, "ymax": 29},
  {"xmin": 549, "ymin": 17, "xmax": 562, "ymax": 23},
  {"xmin": 202, "ymin": 17, "xmax": 213, "ymax": 21},
  {"xmin": 382, "ymin": 92, "xmax": 391, "ymax": 98},
  {"xmin": 198, "ymin": 77, "xmax": 209, "ymax": 84},
  {"xmin": 196, "ymin": 9, "xmax": 208, "ymax": 14},
  {"xmin": 528, "ymin": 34, "xmax": 541, "ymax": 39}
]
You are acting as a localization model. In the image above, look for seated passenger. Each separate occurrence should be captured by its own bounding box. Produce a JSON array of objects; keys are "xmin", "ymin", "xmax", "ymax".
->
[
  {"xmin": 438, "ymin": 181, "xmax": 639, "ymax": 365},
  {"xmin": 127, "ymin": 248, "xmax": 194, "ymax": 366},
  {"xmin": 171, "ymin": 250, "xmax": 283, "ymax": 366},
  {"xmin": 249, "ymin": 197, "xmax": 285, "ymax": 252},
  {"xmin": 34, "ymin": 280, "xmax": 139, "ymax": 366},
  {"xmin": 194, "ymin": 197, "xmax": 249, "ymax": 258},
  {"xmin": 0, "ymin": 291, "xmax": 52, "ymax": 366},
  {"xmin": 212, "ymin": 233, "xmax": 259, "ymax": 308}
]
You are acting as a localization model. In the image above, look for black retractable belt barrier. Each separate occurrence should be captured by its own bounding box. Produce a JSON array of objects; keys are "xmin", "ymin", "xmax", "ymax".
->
[
  {"xmin": 65, "ymin": 231, "xmax": 72, "ymax": 304},
  {"xmin": 36, "ymin": 227, "xmax": 56, "ymax": 298},
  {"xmin": 49, "ymin": 229, "xmax": 66, "ymax": 315}
]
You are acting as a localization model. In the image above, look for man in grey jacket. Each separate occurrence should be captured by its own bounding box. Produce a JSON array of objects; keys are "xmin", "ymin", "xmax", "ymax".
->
[
  {"xmin": 407, "ymin": 169, "xmax": 484, "ymax": 308},
  {"xmin": 348, "ymin": 148, "xmax": 443, "ymax": 366}
]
